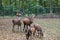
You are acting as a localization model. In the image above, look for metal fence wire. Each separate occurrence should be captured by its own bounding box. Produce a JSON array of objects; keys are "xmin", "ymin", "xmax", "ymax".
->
[{"xmin": 0, "ymin": 6, "xmax": 60, "ymax": 16}]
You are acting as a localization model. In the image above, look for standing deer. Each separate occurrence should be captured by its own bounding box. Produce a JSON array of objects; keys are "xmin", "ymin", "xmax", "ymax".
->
[
  {"xmin": 12, "ymin": 13, "xmax": 22, "ymax": 32},
  {"xmin": 23, "ymin": 17, "xmax": 34, "ymax": 32}
]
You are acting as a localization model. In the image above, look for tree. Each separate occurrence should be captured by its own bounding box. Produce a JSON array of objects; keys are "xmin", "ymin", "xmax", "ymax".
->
[
  {"xmin": 22, "ymin": 0, "xmax": 24, "ymax": 13},
  {"xmin": 0, "ymin": 0, "xmax": 2, "ymax": 15},
  {"xmin": 56, "ymin": 0, "xmax": 58, "ymax": 6},
  {"xmin": 50, "ymin": 0, "xmax": 53, "ymax": 14}
]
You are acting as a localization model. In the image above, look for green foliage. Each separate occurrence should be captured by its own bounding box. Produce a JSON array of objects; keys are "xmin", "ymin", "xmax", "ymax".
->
[
  {"xmin": 0, "ymin": 0, "xmax": 2, "ymax": 16},
  {"xmin": 1, "ymin": 0, "xmax": 60, "ymax": 16}
]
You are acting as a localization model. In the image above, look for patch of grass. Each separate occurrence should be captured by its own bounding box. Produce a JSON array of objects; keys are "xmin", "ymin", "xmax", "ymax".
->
[
  {"xmin": 34, "ymin": 18, "xmax": 60, "ymax": 40},
  {"xmin": 0, "ymin": 16, "xmax": 12, "ymax": 18},
  {"xmin": 0, "ymin": 18, "xmax": 60, "ymax": 40}
]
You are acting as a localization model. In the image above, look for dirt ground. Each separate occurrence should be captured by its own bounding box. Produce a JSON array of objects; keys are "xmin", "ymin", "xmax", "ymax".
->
[{"xmin": 0, "ymin": 18, "xmax": 60, "ymax": 40}]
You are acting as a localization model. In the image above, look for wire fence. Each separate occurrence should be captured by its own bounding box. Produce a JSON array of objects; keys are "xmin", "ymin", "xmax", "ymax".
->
[{"xmin": 0, "ymin": 6, "xmax": 60, "ymax": 17}]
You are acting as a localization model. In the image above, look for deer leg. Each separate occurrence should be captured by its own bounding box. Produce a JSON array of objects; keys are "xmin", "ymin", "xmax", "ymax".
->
[
  {"xmin": 26, "ymin": 33, "xmax": 29, "ymax": 40},
  {"xmin": 26, "ymin": 35, "xmax": 29, "ymax": 40},
  {"xmin": 33, "ymin": 31, "xmax": 36, "ymax": 37},
  {"xmin": 28, "ymin": 24, "xmax": 30, "ymax": 27},
  {"xmin": 18, "ymin": 25, "xmax": 20, "ymax": 31},
  {"xmin": 23, "ymin": 24, "xmax": 25, "ymax": 31},
  {"xmin": 20, "ymin": 24, "xmax": 22, "ymax": 32},
  {"xmin": 20, "ymin": 25, "xmax": 21, "ymax": 31},
  {"xmin": 38, "ymin": 30, "xmax": 43, "ymax": 40},
  {"xmin": 27, "ymin": 25, "xmax": 28, "ymax": 30},
  {"xmin": 27, "ymin": 24, "xmax": 30, "ymax": 29},
  {"xmin": 12, "ymin": 24, "xmax": 15, "ymax": 32},
  {"xmin": 40, "ymin": 32, "xmax": 43, "ymax": 40}
]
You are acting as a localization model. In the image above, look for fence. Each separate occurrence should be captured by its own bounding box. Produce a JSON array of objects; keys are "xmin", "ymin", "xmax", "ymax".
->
[{"xmin": 0, "ymin": 6, "xmax": 60, "ymax": 17}]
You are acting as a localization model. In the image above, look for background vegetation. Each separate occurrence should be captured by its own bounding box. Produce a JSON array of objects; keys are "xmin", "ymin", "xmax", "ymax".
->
[{"xmin": 0, "ymin": 0, "xmax": 60, "ymax": 16}]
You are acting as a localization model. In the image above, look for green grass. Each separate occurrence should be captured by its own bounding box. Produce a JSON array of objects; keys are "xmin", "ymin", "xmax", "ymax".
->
[
  {"xmin": 35, "ymin": 18, "xmax": 60, "ymax": 33},
  {"xmin": 33, "ymin": 18, "xmax": 60, "ymax": 40},
  {"xmin": 0, "ymin": 16, "xmax": 12, "ymax": 18},
  {"xmin": 0, "ymin": 18, "xmax": 60, "ymax": 40}
]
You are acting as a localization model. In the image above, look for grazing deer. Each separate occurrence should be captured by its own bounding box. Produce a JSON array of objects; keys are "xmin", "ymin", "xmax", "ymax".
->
[{"xmin": 33, "ymin": 23, "xmax": 43, "ymax": 40}]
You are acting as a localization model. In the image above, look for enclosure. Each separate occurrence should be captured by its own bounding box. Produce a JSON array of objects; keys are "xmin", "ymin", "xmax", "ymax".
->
[
  {"xmin": 0, "ymin": 18, "xmax": 60, "ymax": 40},
  {"xmin": 0, "ymin": 0, "xmax": 60, "ymax": 40},
  {"xmin": 0, "ymin": 0, "xmax": 60, "ymax": 16}
]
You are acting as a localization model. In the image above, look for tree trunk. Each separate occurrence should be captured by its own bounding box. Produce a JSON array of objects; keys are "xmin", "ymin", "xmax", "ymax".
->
[
  {"xmin": 22, "ymin": 0, "xmax": 24, "ymax": 13},
  {"xmin": 9, "ymin": 0, "xmax": 11, "ymax": 5},
  {"xmin": 50, "ymin": 0, "xmax": 53, "ymax": 14},
  {"xmin": 39, "ymin": 0, "xmax": 43, "ymax": 5},
  {"xmin": 56, "ymin": 0, "xmax": 58, "ymax": 6},
  {"xmin": 0, "ymin": 0, "xmax": 2, "ymax": 16},
  {"xmin": 19, "ymin": 0, "xmax": 20, "ymax": 11}
]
